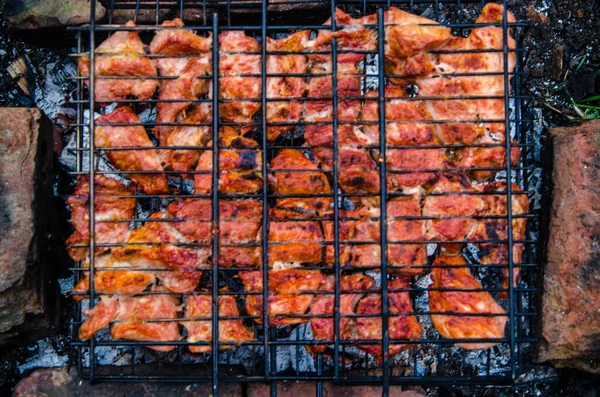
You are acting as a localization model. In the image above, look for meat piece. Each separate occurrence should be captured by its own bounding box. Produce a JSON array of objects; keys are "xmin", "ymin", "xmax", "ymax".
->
[
  {"xmin": 66, "ymin": 175, "xmax": 136, "ymax": 261},
  {"xmin": 71, "ymin": 254, "xmax": 156, "ymax": 300},
  {"xmin": 184, "ymin": 293, "xmax": 254, "ymax": 353},
  {"xmin": 159, "ymin": 104, "xmax": 211, "ymax": 173},
  {"xmin": 269, "ymin": 220, "xmax": 323, "ymax": 266},
  {"xmin": 239, "ymin": 269, "xmax": 322, "ymax": 325},
  {"xmin": 219, "ymin": 31, "xmax": 261, "ymax": 126},
  {"xmin": 111, "ymin": 293, "xmax": 181, "ymax": 352},
  {"xmin": 386, "ymin": 148, "xmax": 446, "ymax": 189},
  {"xmin": 423, "ymin": 189, "xmax": 484, "ymax": 241},
  {"xmin": 323, "ymin": 197, "xmax": 381, "ymax": 269},
  {"xmin": 266, "ymin": 31, "xmax": 309, "ymax": 141},
  {"xmin": 78, "ymin": 21, "xmax": 158, "ymax": 105},
  {"xmin": 356, "ymin": 277, "xmax": 422, "ymax": 361},
  {"xmin": 166, "ymin": 198, "xmax": 262, "ymax": 268},
  {"xmin": 155, "ymin": 56, "xmax": 211, "ymax": 143},
  {"xmin": 194, "ymin": 127, "xmax": 263, "ymax": 195},
  {"xmin": 384, "ymin": 7, "xmax": 452, "ymax": 82},
  {"xmin": 111, "ymin": 212, "xmax": 209, "ymax": 293},
  {"xmin": 269, "ymin": 149, "xmax": 332, "ymax": 218},
  {"xmin": 306, "ymin": 273, "xmax": 375, "ymax": 353},
  {"xmin": 149, "ymin": 18, "xmax": 211, "ymax": 77},
  {"xmin": 78, "ymin": 296, "xmax": 119, "ymax": 340},
  {"xmin": 429, "ymin": 254, "xmax": 507, "ymax": 349},
  {"xmin": 95, "ymin": 106, "xmax": 168, "ymax": 194},
  {"xmin": 387, "ymin": 195, "xmax": 427, "ymax": 276},
  {"xmin": 474, "ymin": 182, "xmax": 529, "ymax": 299},
  {"xmin": 79, "ymin": 292, "xmax": 181, "ymax": 352}
]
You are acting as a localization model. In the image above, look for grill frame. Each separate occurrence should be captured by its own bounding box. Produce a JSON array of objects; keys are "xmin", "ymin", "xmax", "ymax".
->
[{"xmin": 65, "ymin": 0, "xmax": 541, "ymax": 394}]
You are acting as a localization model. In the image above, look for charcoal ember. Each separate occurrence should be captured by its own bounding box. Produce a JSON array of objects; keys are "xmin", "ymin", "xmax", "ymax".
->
[
  {"xmin": 13, "ymin": 367, "xmax": 242, "ymax": 396},
  {"xmin": 0, "ymin": 108, "xmax": 54, "ymax": 344},
  {"xmin": 3, "ymin": 0, "xmax": 105, "ymax": 30},
  {"xmin": 248, "ymin": 382, "xmax": 426, "ymax": 397},
  {"xmin": 537, "ymin": 120, "xmax": 600, "ymax": 371}
]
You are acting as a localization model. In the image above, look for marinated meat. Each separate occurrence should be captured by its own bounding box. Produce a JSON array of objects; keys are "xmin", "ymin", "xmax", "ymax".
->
[
  {"xmin": 356, "ymin": 277, "xmax": 422, "ymax": 361},
  {"xmin": 66, "ymin": 175, "xmax": 136, "ymax": 261},
  {"xmin": 306, "ymin": 273, "xmax": 375, "ymax": 353},
  {"xmin": 166, "ymin": 198, "xmax": 262, "ymax": 268},
  {"xmin": 239, "ymin": 269, "xmax": 323, "ymax": 325},
  {"xmin": 323, "ymin": 197, "xmax": 381, "ymax": 269},
  {"xmin": 194, "ymin": 127, "xmax": 263, "ymax": 195},
  {"xmin": 70, "ymin": 254, "xmax": 156, "ymax": 300},
  {"xmin": 111, "ymin": 212, "xmax": 209, "ymax": 293},
  {"xmin": 269, "ymin": 149, "xmax": 332, "ymax": 218},
  {"xmin": 79, "ymin": 292, "xmax": 180, "ymax": 352},
  {"xmin": 387, "ymin": 195, "xmax": 427, "ymax": 276},
  {"xmin": 184, "ymin": 292, "xmax": 254, "ymax": 353},
  {"xmin": 78, "ymin": 21, "xmax": 158, "ymax": 104},
  {"xmin": 219, "ymin": 31, "xmax": 261, "ymax": 126},
  {"xmin": 111, "ymin": 293, "xmax": 180, "ymax": 351},
  {"xmin": 429, "ymin": 254, "xmax": 507, "ymax": 349},
  {"xmin": 95, "ymin": 106, "xmax": 169, "ymax": 194},
  {"xmin": 266, "ymin": 31, "xmax": 309, "ymax": 141},
  {"xmin": 150, "ymin": 18, "xmax": 211, "ymax": 77}
]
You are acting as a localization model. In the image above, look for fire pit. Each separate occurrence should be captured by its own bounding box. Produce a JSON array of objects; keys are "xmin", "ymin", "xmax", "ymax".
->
[{"xmin": 58, "ymin": 0, "xmax": 542, "ymax": 395}]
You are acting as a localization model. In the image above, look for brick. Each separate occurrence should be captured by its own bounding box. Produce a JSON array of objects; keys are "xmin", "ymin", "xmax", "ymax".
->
[
  {"xmin": 0, "ymin": 108, "xmax": 53, "ymax": 344},
  {"xmin": 537, "ymin": 120, "xmax": 600, "ymax": 371}
]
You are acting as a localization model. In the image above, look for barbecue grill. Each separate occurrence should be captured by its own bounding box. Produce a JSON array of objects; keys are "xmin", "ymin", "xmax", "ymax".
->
[{"xmin": 65, "ymin": 0, "xmax": 541, "ymax": 395}]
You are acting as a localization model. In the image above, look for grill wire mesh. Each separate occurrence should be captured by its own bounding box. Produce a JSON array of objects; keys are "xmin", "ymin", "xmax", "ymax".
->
[{"xmin": 66, "ymin": 0, "xmax": 541, "ymax": 394}]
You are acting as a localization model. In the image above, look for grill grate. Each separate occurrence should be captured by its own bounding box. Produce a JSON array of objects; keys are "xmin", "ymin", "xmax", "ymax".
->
[{"xmin": 65, "ymin": 0, "xmax": 541, "ymax": 395}]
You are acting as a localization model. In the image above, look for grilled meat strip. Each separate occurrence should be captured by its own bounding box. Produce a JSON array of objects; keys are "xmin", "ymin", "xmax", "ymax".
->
[
  {"xmin": 219, "ymin": 31, "xmax": 261, "ymax": 128},
  {"xmin": 150, "ymin": 19, "xmax": 212, "ymax": 173},
  {"xmin": 239, "ymin": 269, "xmax": 323, "ymax": 325},
  {"xmin": 78, "ymin": 21, "xmax": 158, "ymax": 105},
  {"xmin": 355, "ymin": 277, "xmax": 422, "ymax": 362},
  {"xmin": 66, "ymin": 175, "xmax": 136, "ymax": 262},
  {"xmin": 194, "ymin": 127, "xmax": 263, "ymax": 195},
  {"xmin": 306, "ymin": 272, "xmax": 376, "ymax": 354},
  {"xmin": 79, "ymin": 291, "xmax": 180, "ymax": 352},
  {"xmin": 429, "ymin": 254, "xmax": 507, "ymax": 349},
  {"xmin": 183, "ymin": 292, "xmax": 254, "ymax": 353},
  {"xmin": 166, "ymin": 197, "xmax": 262, "ymax": 268},
  {"xmin": 95, "ymin": 106, "xmax": 169, "ymax": 194}
]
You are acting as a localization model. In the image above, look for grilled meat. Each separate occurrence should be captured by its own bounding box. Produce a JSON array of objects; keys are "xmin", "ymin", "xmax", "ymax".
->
[
  {"xmin": 219, "ymin": 31, "xmax": 261, "ymax": 126},
  {"xmin": 306, "ymin": 273, "xmax": 375, "ymax": 354},
  {"xmin": 110, "ymin": 212, "xmax": 209, "ymax": 293},
  {"xmin": 79, "ymin": 292, "xmax": 180, "ymax": 352},
  {"xmin": 150, "ymin": 18, "xmax": 212, "ymax": 77},
  {"xmin": 269, "ymin": 149, "xmax": 332, "ymax": 218},
  {"xmin": 239, "ymin": 269, "xmax": 323, "ymax": 325},
  {"xmin": 266, "ymin": 31, "xmax": 310, "ymax": 141},
  {"xmin": 387, "ymin": 195, "xmax": 427, "ymax": 276},
  {"xmin": 166, "ymin": 197, "xmax": 262, "ymax": 268},
  {"xmin": 194, "ymin": 127, "xmax": 263, "ymax": 195},
  {"xmin": 71, "ymin": 254, "xmax": 156, "ymax": 300},
  {"xmin": 184, "ymin": 292, "xmax": 254, "ymax": 353},
  {"xmin": 356, "ymin": 277, "xmax": 422, "ymax": 361},
  {"xmin": 323, "ymin": 197, "xmax": 381, "ymax": 269},
  {"xmin": 66, "ymin": 175, "xmax": 136, "ymax": 262},
  {"xmin": 78, "ymin": 21, "xmax": 158, "ymax": 104},
  {"xmin": 429, "ymin": 254, "xmax": 507, "ymax": 349},
  {"xmin": 95, "ymin": 106, "xmax": 169, "ymax": 194}
]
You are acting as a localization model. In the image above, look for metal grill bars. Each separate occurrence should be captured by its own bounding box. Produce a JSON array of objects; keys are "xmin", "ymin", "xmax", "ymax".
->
[{"xmin": 67, "ymin": 0, "xmax": 539, "ymax": 394}]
